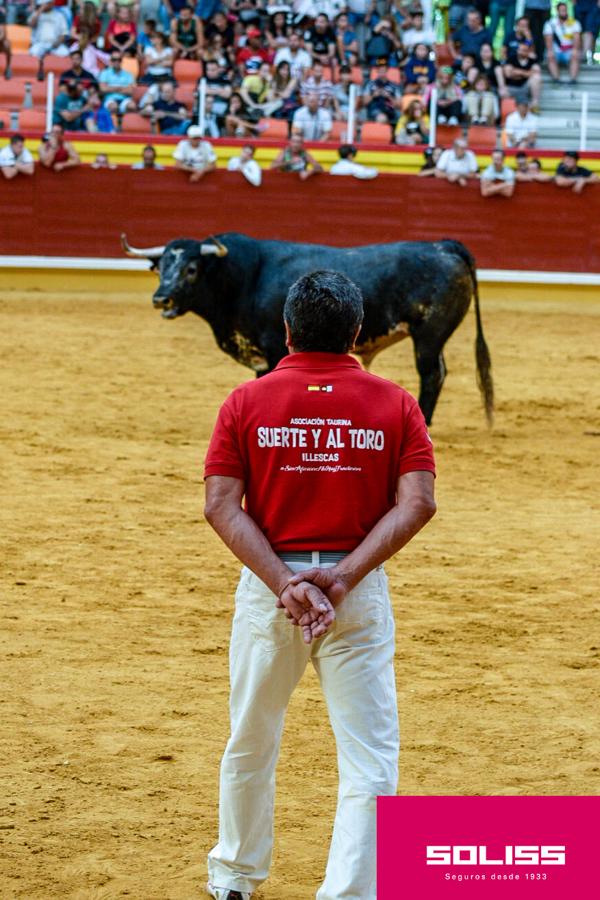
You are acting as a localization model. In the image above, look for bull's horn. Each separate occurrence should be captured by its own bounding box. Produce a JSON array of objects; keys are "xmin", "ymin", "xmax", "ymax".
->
[
  {"xmin": 200, "ymin": 236, "xmax": 228, "ymax": 257},
  {"xmin": 121, "ymin": 233, "xmax": 166, "ymax": 258}
]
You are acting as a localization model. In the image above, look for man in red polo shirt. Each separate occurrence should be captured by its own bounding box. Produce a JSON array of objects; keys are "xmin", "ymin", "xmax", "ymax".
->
[{"xmin": 203, "ymin": 271, "xmax": 436, "ymax": 900}]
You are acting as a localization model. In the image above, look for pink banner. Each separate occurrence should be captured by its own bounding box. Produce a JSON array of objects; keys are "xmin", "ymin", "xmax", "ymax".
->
[{"xmin": 377, "ymin": 796, "xmax": 598, "ymax": 897}]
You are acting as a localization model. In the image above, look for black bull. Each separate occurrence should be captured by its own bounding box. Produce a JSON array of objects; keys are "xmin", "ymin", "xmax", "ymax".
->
[{"xmin": 122, "ymin": 232, "xmax": 494, "ymax": 425}]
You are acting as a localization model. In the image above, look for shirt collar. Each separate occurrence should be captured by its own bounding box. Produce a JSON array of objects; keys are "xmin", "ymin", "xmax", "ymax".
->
[{"xmin": 275, "ymin": 352, "xmax": 361, "ymax": 370}]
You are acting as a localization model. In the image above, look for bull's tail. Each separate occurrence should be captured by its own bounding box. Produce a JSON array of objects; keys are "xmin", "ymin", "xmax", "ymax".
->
[{"xmin": 442, "ymin": 240, "xmax": 494, "ymax": 425}]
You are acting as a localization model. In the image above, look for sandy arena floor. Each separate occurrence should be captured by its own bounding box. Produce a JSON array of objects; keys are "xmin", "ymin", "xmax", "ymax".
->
[{"xmin": 1, "ymin": 289, "xmax": 599, "ymax": 899}]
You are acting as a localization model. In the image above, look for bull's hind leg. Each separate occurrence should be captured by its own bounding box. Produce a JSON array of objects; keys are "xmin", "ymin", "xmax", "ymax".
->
[{"xmin": 413, "ymin": 341, "xmax": 447, "ymax": 426}]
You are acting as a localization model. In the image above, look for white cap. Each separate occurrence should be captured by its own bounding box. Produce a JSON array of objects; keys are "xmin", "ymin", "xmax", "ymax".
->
[{"xmin": 187, "ymin": 125, "xmax": 203, "ymax": 138}]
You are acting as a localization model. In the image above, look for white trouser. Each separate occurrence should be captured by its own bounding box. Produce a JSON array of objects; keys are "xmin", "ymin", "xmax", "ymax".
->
[{"xmin": 207, "ymin": 560, "xmax": 399, "ymax": 899}]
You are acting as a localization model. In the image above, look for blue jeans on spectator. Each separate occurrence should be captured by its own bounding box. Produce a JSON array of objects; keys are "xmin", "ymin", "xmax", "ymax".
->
[
  {"xmin": 489, "ymin": 1, "xmax": 516, "ymax": 42},
  {"xmin": 449, "ymin": 3, "xmax": 470, "ymax": 31},
  {"xmin": 161, "ymin": 120, "xmax": 192, "ymax": 135}
]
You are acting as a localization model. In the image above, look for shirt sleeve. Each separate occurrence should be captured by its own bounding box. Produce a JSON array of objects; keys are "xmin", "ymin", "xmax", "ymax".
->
[
  {"xmin": 397, "ymin": 399, "xmax": 436, "ymax": 477},
  {"xmin": 204, "ymin": 393, "xmax": 246, "ymax": 480},
  {"xmin": 173, "ymin": 141, "xmax": 186, "ymax": 161}
]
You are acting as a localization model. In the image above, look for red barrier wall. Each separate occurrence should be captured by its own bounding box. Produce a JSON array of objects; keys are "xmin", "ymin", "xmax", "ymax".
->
[{"xmin": 2, "ymin": 168, "xmax": 599, "ymax": 271}]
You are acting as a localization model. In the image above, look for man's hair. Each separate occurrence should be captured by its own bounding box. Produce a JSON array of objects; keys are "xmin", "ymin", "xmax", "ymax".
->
[
  {"xmin": 338, "ymin": 144, "xmax": 357, "ymax": 159},
  {"xmin": 565, "ymin": 150, "xmax": 579, "ymax": 161},
  {"xmin": 284, "ymin": 271, "xmax": 364, "ymax": 354},
  {"xmin": 10, "ymin": 133, "xmax": 25, "ymax": 144}
]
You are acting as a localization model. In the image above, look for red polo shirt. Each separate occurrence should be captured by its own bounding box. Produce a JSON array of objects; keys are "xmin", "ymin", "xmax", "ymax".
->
[{"xmin": 204, "ymin": 352, "xmax": 435, "ymax": 553}]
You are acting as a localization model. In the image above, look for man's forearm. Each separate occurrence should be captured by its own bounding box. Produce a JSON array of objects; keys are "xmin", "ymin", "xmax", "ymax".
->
[
  {"xmin": 334, "ymin": 493, "xmax": 436, "ymax": 591},
  {"xmin": 205, "ymin": 501, "xmax": 292, "ymax": 596}
]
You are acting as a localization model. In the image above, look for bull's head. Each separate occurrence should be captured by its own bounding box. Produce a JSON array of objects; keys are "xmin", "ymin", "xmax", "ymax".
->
[{"xmin": 121, "ymin": 234, "xmax": 228, "ymax": 319}]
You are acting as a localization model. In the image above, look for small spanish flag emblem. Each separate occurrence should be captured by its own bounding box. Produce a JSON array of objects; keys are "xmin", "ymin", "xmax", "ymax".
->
[{"xmin": 307, "ymin": 384, "xmax": 333, "ymax": 392}]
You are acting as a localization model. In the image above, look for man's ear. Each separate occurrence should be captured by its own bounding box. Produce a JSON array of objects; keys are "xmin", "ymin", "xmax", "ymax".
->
[
  {"xmin": 349, "ymin": 323, "xmax": 362, "ymax": 352},
  {"xmin": 284, "ymin": 320, "xmax": 293, "ymax": 351}
]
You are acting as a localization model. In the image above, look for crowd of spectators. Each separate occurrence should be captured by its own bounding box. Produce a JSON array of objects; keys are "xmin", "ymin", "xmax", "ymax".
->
[{"xmin": 1, "ymin": 0, "xmax": 598, "ymax": 144}]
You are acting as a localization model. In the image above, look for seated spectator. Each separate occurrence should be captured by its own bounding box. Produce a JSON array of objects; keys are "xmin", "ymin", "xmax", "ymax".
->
[
  {"xmin": 82, "ymin": 85, "xmax": 117, "ymax": 132},
  {"xmin": 503, "ymin": 42, "xmax": 542, "ymax": 110},
  {"xmin": 362, "ymin": 59, "xmax": 401, "ymax": 124},
  {"xmin": 417, "ymin": 145, "xmax": 443, "ymax": 177},
  {"xmin": 29, "ymin": 0, "xmax": 70, "ymax": 78},
  {"xmin": 304, "ymin": 12, "xmax": 336, "ymax": 66},
  {"xmin": 504, "ymin": 99, "xmax": 538, "ymax": 147},
  {"xmin": 200, "ymin": 58, "xmax": 232, "ymax": 118},
  {"xmin": 0, "ymin": 134, "xmax": 34, "ymax": 178},
  {"xmin": 91, "ymin": 152, "xmax": 117, "ymax": 169},
  {"xmin": 235, "ymin": 25, "xmax": 269, "ymax": 76},
  {"xmin": 401, "ymin": 10, "xmax": 436, "ymax": 52},
  {"xmin": 271, "ymin": 60, "xmax": 300, "ymax": 121},
  {"xmin": 99, "ymin": 51, "xmax": 137, "ymax": 115},
  {"xmin": 132, "ymin": 144, "xmax": 165, "ymax": 169},
  {"xmin": 453, "ymin": 52, "xmax": 477, "ymax": 91},
  {"xmin": 465, "ymin": 74, "xmax": 497, "ymax": 125},
  {"xmin": 227, "ymin": 143, "xmax": 262, "ymax": 186},
  {"xmin": 105, "ymin": 5, "xmax": 137, "ymax": 57},
  {"xmin": 240, "ymin": 61, "xmax": 283, "ymax": 118},
  {"xmin": 330, "ymin": 144, "xmax": 378, "ymax": 179},
  {"xmin": 395, "ymin": 98, "xmax": 429, "ymax": 144},
  {"xmin": 274, "ymin": 31, "xmax": 312, "ymax": 82},
  {"xmin": 449, "ymin": 9, "xmax": 493, "ymax": 62},
  {"xmin": 334, "ymin": 12, "xmax": 358, "ymax": 63},
  {"xmin": 59, "ymin": 48, "xmax": 98, "ymax": 90},
  {"xmin": 1, "ymin": 6, "xmax": 12, "ymax": 79},
  {"xmin": 425, "ymin": 67, "xmax": 463, "ymax": 125},
  {"xmin": 300, "ymin": 61, "xmax": 335, "ymax": 111},
  {"xmin": 291, "ymin": 92, "xmax": 333, "ymax": 141},
  {"xmin": 173, "ymin": 123, "xmax": 217, "ymax": 181},
  {"xmin": 365, "ymin": 17, "xmax": 402, "ymax": 66},
  {"xmin": 270, "ymin": 134, "xmax": 323, "ymax": 180},
  {"xmin": 197, "ymin": 94, "xmax": 220, "ymax": 137},
  {"xmin": 543, "ymin": 2, "xmax": 581, "ymax": 84},
  {"xmin": 76, "ymin": 27, "xmax": 110, "ymax": 78},
  {"xmin": 137, "ymin": 17, "xmax": 158, "ymax": 54},
  {"xmin": 435, "ymin": 137, "xmax": 478, "ymax": 186},
  {"xmin": 38, "ymin": 123, "xmax": 80, "ymax": 171},
  {"xmin": 143, "ymin": 80, "xmax": 191, "ymax": 134},
  {"xmin": 71, "ymin": 1, "xmax": 102, "ymax": 47},
  {"xmin": 204, "ymin": 10, "xmax": 234, "ymax": 52},
  {"xmin": 170, "ymin": 4, "xmax": 204, "ymax": 60},
  {"xmin": 265, "ymin": 11, "xmax": 290, "ymax": 52},
  {"xmin": 223, "ymin": 91, "xmax": 263, "ymax": 138},
  {"xmin": 480, "ymin": 148, "xmax": 515, "ymax": 197},
  {"xmin": 140, "ymin": 30, "xmax": 175, "ymax": 84},
  {"xmin": 555, "ymin": 150, "xmax": 599, "ymax": 193},
  {"xmin": 53, "ymin": 80, "xmax": 89, "ymax": 130},
  {"xmin": 332, "ymin": 64, "xmax": 355, "ymax": 122},
  {"xmin": 201, "ymin": 30, "xmax": 233, "ymax": 72},
  {"xmin": 403, "ymin": 42, "xmax": 436, "ymax": 90},
  {"xmin": 475, "ymin": 42, "xmax": 508, "ymax": 99},
  {"xmin": 513, "ymin": 150, "xmax": 552, "ymax": 181},
  {"xmin": 503, "ymin": 15, "xmax": 536, "ymax": 61}
]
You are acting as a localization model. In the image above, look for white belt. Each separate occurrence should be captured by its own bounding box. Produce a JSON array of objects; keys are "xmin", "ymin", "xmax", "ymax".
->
[{"xmin": 278, "ymin": 551, "xmax": 347, "ymax": 565}]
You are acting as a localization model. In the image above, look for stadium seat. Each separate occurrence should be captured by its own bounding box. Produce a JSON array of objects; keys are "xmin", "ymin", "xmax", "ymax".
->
[
  {"xmin": 400, "ymin": 92, "xmax": 420, "ymax": 112},
  {"xmin": 434, "ymin": 43, "xmax": 453, "ymax": 67},
  {"xmin": 369, "ymin": 66, "xmax": 401, "ymax": 84},
  {"xmin": 322, "ymin": 65, "xmax": 336, "ymax": 83},
  {"xmin": 121, "ymin": 57, "xmax": 139, "ymax": 79},
  {"xmin": 435, "ymin": 124, "xmax": 462, "ymax": 146},
  {"xmin": 501, "ymin": 97, "xmax": 517, "ymax": 122},
  {"xmin": 119, "ymin": 113, "xmax": 154, "ymax": 134},
  {"xmin": 468, "ymin": 125, "xmax": 499, "ymax": 149},
  {"xmin": 0, "ymin": 108, "xmax": 17, "ymax": 131},
  {"xmin": 132, "ymin": 84, "xmax": 148, "ymax": 103},
  {"xmin": 330, "ymin": 120, "xmax": 351, "ymax": 142},
  {"xmin": 350, "ymin": 66, "xmax": 363, "ymax": 85},
  {"xmin": 44, "ymin": 55, "xmax": 72, "ymax": 76},
  {"xmin": 0, "ymin": 78, "xmax": 48, "ymax": 107},
  {"xmin": 18, "ymin": 109, "xmax": 48, "ymax": 132},
  {"xmin": 8, "ymin": 54, "xmax": 40, "ymax": 79},
  {"xmin": 6, "ymin": 25, "xmax": 30, "ymax": 53},
  {"xmin": 175, "ymin": 86, "xmax": 195, "ymax": 108},
  {"xmin": 174, "ymin": 59, "xmax": 201, "ymax": 85},
  {"xmin": 257, "ymin": 117, "xmax": 288, "ymax": 139},
  {"xmin": 360, "ymin": 122, "xmax": 393, "ymax": 144}
]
